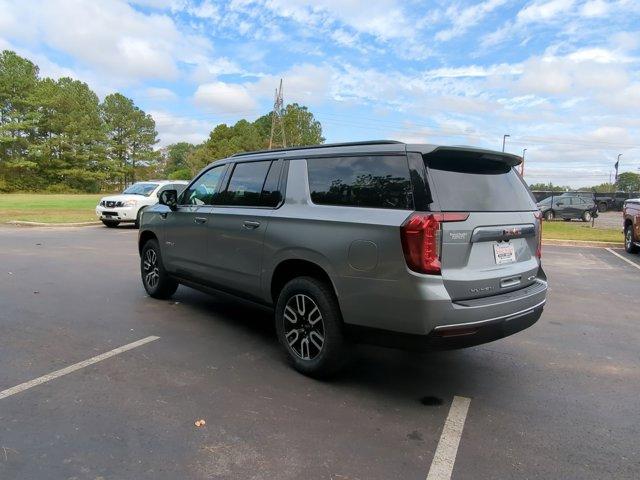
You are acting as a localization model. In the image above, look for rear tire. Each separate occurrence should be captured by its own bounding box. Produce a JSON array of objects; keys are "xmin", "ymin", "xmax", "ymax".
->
[
  {"xmin": 102, "ymin": 220, "xmax": 120, "ymax": 228},
  {"xmin": 275, "ymin": 276, "xmax": 349, "ymax": 378},
  {"xmin": 544, "ymin": 210, "xmax": 554, "ymax": 221},
  {"xmin": 625, "ymin": 225, "xmax": 639, "ymax": 254},
  {"xmin": 582, "ymin": 211, "xmax": 592, "ymax": 222},
  {"xmin": 141, "ymin": 239, "xmax": 178, "ymax": 299},
  {"xmin": 598, "ymin": 202, "xmax": 607, "ymax": 213}
]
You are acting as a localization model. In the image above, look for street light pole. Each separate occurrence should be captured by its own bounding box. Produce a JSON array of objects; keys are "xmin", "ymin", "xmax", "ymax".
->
[
  {"xmin": 521, "ymin": 148, "xmax": 527, "ymax": 176},
  {"xmin": 502, "ymin": 134, "xmax": 510, "ymax": 152}
]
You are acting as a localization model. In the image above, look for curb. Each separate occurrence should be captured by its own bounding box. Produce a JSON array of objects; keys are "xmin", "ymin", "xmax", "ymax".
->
[
  {"xmin": 6, "ymin": 220, "xmax": 102, "ymax": 228},
  {"xmin": 543, "ymin": 238, "xmax": 624, "ymax": 248}
]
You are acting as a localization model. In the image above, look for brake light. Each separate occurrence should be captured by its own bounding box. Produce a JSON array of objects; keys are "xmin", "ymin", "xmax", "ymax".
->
[
  {"xmin": 400, "ymin": 212, "xmax": 469, "ymax": 275},
  {"xmin": 534, "ymin": 211, "xmax": 542, "ymax": 259}
]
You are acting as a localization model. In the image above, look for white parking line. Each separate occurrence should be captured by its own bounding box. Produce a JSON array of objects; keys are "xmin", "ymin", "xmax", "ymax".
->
[
  {"xmin": 426, "ymin": 395, "xmax": 472, "ymax": 480},
  {"xmin": 0, "ymin": 336, "xmax": 160, "ymax": 400},
  {"xmin": 605, "ymin": 248, "xmax": 640, "ymax": 271}
]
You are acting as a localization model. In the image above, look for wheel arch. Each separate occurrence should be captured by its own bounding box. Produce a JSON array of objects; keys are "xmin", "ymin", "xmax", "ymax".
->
[
  {"xmin": 270, "ymin": 258, "xmax": 338, "ymax": 305},
  {"xmin": 138, "ymin": 230, "xmax": 158, "ymax": 255}
]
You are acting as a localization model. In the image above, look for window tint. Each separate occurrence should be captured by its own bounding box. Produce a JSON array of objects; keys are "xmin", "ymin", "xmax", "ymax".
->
[
  {"xmin": 220, "ymin": 161, "xmax": 272, "ymax": 207},
  {"xmin": 425, "ymin": 153, "xmax": 536, "ymax": 212},
  {"xmin": 182, "ymin": 166, "xmax": 225, "ymax": 205},
  {"xmin": 307, "ymin": 156, "xmax": 413, "ymax": 209},
  {"xmin": 260, "ymin": 161, "xmax": 283, "ymax": 207}
]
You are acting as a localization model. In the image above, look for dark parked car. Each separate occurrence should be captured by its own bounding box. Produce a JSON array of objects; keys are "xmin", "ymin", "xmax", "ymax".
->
[
  {"xmin": 537, "ymin": 194, "xmax": 598, "ymax": 222},
  {"xmin": 623, "ymin": 198, "xmax": 640, "ymax": 254},
  {"xmin": 138, "ymin": 141, "xmax": 546, "ymax": 377}
]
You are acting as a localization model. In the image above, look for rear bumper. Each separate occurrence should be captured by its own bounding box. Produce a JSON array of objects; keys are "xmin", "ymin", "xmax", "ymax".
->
[{"xmin": 347, "ymin": 302, "xmax": 544, "ymax": 351}]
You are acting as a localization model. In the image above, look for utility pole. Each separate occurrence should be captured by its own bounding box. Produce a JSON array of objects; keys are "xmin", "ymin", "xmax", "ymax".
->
[
  {"xmin": 269, "ymin": 78, "xmax": 286, "ymax": 150},
  {"xmin": 520, "ymin": 148, "xmax": 527, "ymax": 176},
  {"xmin": 614, "ymin": 154, "xmax": 621, "ymax": 183},
  {"xmin": 502, "ymin": 134, "xmax": 510, "ymax": 152}
]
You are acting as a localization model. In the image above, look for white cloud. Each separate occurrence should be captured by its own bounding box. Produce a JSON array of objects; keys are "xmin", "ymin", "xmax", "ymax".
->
[
  {"xmin": 0, "ymin": 0, "xmax": 213, "ymax": 83},
  {"xmin": 579, "ymin": 0, "xmax": 610, "ymax": 17},
  {"xmin": 436, "ymin": 0, "xmax": 508, "ymax": 41},
  {"xmin": 517, "ymin": 0, "xmax": 575, "ymax": 22},
  {"xmin": 193, "ymin": 81, "xmax": 258, "ymax": 113},
  {"xmin": 144, "ymin": 87, "xmax": 177, "ymax": 101},
  {"xmin": 150, "ymin": 109, "xmax": 212, "ymax": 146}
]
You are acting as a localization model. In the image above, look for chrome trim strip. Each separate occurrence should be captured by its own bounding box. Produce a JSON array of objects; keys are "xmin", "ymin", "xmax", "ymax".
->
[
  {"xmin": 453, "ymin": 280, "xmax": 547, "ymax": 309},
  {"xmin": 433, "ymin": 299, "xmax": 547, "ymax": 331}
]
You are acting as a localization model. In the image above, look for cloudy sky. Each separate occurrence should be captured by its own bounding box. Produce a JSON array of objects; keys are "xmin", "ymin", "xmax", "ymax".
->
[{"xmin": 1, "ymin": 0, "xmax": 639, "ymax": 186}]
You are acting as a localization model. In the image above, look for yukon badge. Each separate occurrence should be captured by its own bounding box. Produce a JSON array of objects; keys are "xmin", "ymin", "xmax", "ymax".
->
[
  {"xmin": 449, "ymin": 231, "xmax": 467, "ymax": 241},
  {"xmin": 503, "ymin": 227, "xmax": 521, "ymax": 238}
]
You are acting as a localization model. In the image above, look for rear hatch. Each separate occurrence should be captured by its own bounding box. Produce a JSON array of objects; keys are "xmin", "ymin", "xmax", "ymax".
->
[{"xmin": 424, "ymin": 148, "xmax": 541, "ymax": 301}]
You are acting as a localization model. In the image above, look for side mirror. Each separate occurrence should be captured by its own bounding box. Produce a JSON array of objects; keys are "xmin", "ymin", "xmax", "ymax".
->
[{"xmin": 159, "ymin": 189, "xmax": 178, "ymax": 210}]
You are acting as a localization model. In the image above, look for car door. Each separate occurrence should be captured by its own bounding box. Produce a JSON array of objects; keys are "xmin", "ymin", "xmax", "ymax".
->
[
  {"xmin": 205, "ymin": 159, "xmax": 284, "ymax": 297},
  {"xmin": 162, "ymin": 165, "xmax": 228, "ymax": 279}
]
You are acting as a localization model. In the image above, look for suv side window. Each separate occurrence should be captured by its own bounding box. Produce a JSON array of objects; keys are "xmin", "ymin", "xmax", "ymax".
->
[
  {"xmin": 182, "ymin": 166, "xmax": 226, "ymax": 205},
  {"xmin": 307, "ymin": 155, "xmax": 413, "ymax": 210},
  {"xmin": 218, "ymin": 160, "xmax": 273, "ymax": 207}
]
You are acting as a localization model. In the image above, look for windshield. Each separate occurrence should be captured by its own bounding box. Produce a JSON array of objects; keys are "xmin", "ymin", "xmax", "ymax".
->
[{"xmin": 122, "ymin": 183, "xmax": 159, "ymax": 196}]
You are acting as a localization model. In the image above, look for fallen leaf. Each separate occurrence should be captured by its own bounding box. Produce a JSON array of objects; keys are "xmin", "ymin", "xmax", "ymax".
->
[{"xmin": 194, "ymin": 419, "xmax": 206, "ymax": 428}]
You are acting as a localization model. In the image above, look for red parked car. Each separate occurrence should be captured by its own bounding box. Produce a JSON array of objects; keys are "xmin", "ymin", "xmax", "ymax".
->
[{"xmin": 623, "ymin": 198, "xmax": 640, "ymax": 254}]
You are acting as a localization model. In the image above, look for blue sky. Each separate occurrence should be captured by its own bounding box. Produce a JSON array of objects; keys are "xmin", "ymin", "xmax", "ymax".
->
[{"xmin": 1, "ymin": 0, "xmax": 639, "ymax": 186}]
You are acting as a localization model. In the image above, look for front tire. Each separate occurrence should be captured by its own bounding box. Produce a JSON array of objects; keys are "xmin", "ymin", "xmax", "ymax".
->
[
  {"xmin": 625, "ymin": 225, "xmax": 639, "ymax": 254},
  {"xmin": 141, "ymin": 239, "xmax": 178, "ymax": 299},
  {"xmin": 544, "ymin": 210, "xmax": 554, "ymax": 221},
  {"xmin": 275, "ymin": 277, "xmax": 349, "ymax": 378},
  {"xmin": 582, "ymin": 211, "xmax": 592, "ymax": 222},
  {"xmin": 102, "ymin": 220, "xmax": 120, "ymax": 228}
]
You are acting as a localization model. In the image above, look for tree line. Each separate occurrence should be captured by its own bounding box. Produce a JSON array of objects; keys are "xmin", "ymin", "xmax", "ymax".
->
[
  {"xmin": 159, "ymin": 103, "xmax": 324, "ymax": 180},
  {"xmin": 529, "ymin": 173, "xmax": 640, "ymax": 194},
  {"xmin": 0, "ymin": 50, "xmax": 324, "ymax": 193}
]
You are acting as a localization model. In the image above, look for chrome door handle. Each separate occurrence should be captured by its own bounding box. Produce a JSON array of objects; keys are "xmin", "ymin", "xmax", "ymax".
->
[
  {"xmin": 242, "ymin": 220, "xmax": 261, "ymax": 229},
  {"xmin": 194, "ymin": 217, "xmax": 207, "ymax": 224}
]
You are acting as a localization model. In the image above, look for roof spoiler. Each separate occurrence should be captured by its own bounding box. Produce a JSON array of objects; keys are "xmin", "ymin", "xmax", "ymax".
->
[{"xmin": 427, "ymin": 146, "xmax": 522, "ymax": 167}]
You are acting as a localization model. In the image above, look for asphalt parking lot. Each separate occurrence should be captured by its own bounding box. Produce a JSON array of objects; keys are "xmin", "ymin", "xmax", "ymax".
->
[{"xmin": 1, "ymin": 225, "xmax": 639, "ymax": 480}]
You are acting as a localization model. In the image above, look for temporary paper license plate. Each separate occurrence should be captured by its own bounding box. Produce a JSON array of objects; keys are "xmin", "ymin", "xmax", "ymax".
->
[{"xmin": 494, "ymin": 243, "xmax": 516, "ymax": 265}]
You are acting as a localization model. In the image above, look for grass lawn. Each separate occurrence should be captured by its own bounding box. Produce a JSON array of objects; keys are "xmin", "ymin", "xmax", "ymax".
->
[
  {"xmin": 543, "ymin": 220, "xmax": 623, "ymax": 243},
  {"xmin": 0, "ymin": 193, "xmax": 106, "ymax": 223}
]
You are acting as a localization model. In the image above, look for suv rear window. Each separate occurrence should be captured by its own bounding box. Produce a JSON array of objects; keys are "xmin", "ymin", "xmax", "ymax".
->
[
  {"xmin": 425, "ymin": 153, "xmax": 536, "ymax": 212},
  {"xmin": 307, "ymin": 155, "xmax": 413, "ymax": 210}
]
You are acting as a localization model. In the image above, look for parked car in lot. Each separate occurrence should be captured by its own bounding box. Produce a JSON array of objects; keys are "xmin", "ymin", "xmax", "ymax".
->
[
  {"xmin": 623, "ymin": 198, "xmax": 640, "ymax": 254},
  {"xmin": 138, "ymin": 141, "xmax": 547, "ymax": 376},
  {"xmin": 537, "ymin": 193, "xmax": 598, "ymax": 222},
  {"xmin": 96, "ymin": 180, "xmax": 188, "ymax": 228}
]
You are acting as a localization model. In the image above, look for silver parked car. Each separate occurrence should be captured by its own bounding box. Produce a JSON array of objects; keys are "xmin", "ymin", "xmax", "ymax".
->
[{"xmin": 138, "ymin": 141, "xmax": 547, "ymax": 376}]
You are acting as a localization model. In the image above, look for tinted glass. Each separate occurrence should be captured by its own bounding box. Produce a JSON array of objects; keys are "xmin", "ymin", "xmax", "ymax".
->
[
  {"xmin": 307, "ymin": 156, "xmax": 413, "ymax": 209},
  {"xmin": 220, "ymin": 161, "xmax": 271, "ymax": 206},
  {"xmin": 426, "ymin": 155, "xmax": 536, "ymax": 212},
  {"xmin": 182, "ymin": 166, "xmax": 225, "ymax": 205},
  {"xmin": 260, "ymin": 161, "xmax": 283, "ymax": 207}
]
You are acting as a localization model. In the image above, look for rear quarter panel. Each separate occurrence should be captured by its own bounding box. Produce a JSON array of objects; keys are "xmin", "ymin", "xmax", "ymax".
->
[{"xmin": 263, "ymin": 159, "xmax": 419, "ymax": 330}]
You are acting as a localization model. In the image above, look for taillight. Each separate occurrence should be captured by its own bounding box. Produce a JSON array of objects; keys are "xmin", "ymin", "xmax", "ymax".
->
[
  {"xmin": 400, "ymin": 212, "xmax": 469, "ymax": 275},
  {"xmin": 534, "ymin": 211, "xmax": 542, "ymax": 259}
]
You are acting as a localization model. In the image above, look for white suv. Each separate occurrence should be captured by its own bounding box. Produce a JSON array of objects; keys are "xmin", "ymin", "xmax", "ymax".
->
[{"xmin": 96, "ymin": 180, "xmax": 188, "ymax": 228}]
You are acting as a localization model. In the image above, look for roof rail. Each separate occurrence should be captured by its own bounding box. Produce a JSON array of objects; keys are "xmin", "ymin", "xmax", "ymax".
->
[{"xmin": 230, "ymin": 140, "xmax": 404, "ymax": 157}]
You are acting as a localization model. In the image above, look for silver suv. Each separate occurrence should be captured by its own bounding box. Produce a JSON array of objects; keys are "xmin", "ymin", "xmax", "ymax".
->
[{"xmin": 138, "ymin": 141, "xmax": 547, "ymax": 376}]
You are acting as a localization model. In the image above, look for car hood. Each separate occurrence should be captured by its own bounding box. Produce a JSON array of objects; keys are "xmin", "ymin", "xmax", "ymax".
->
[{"xmin": 99, "ymin": 194, "xmax": 152, "ymax": 203}]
